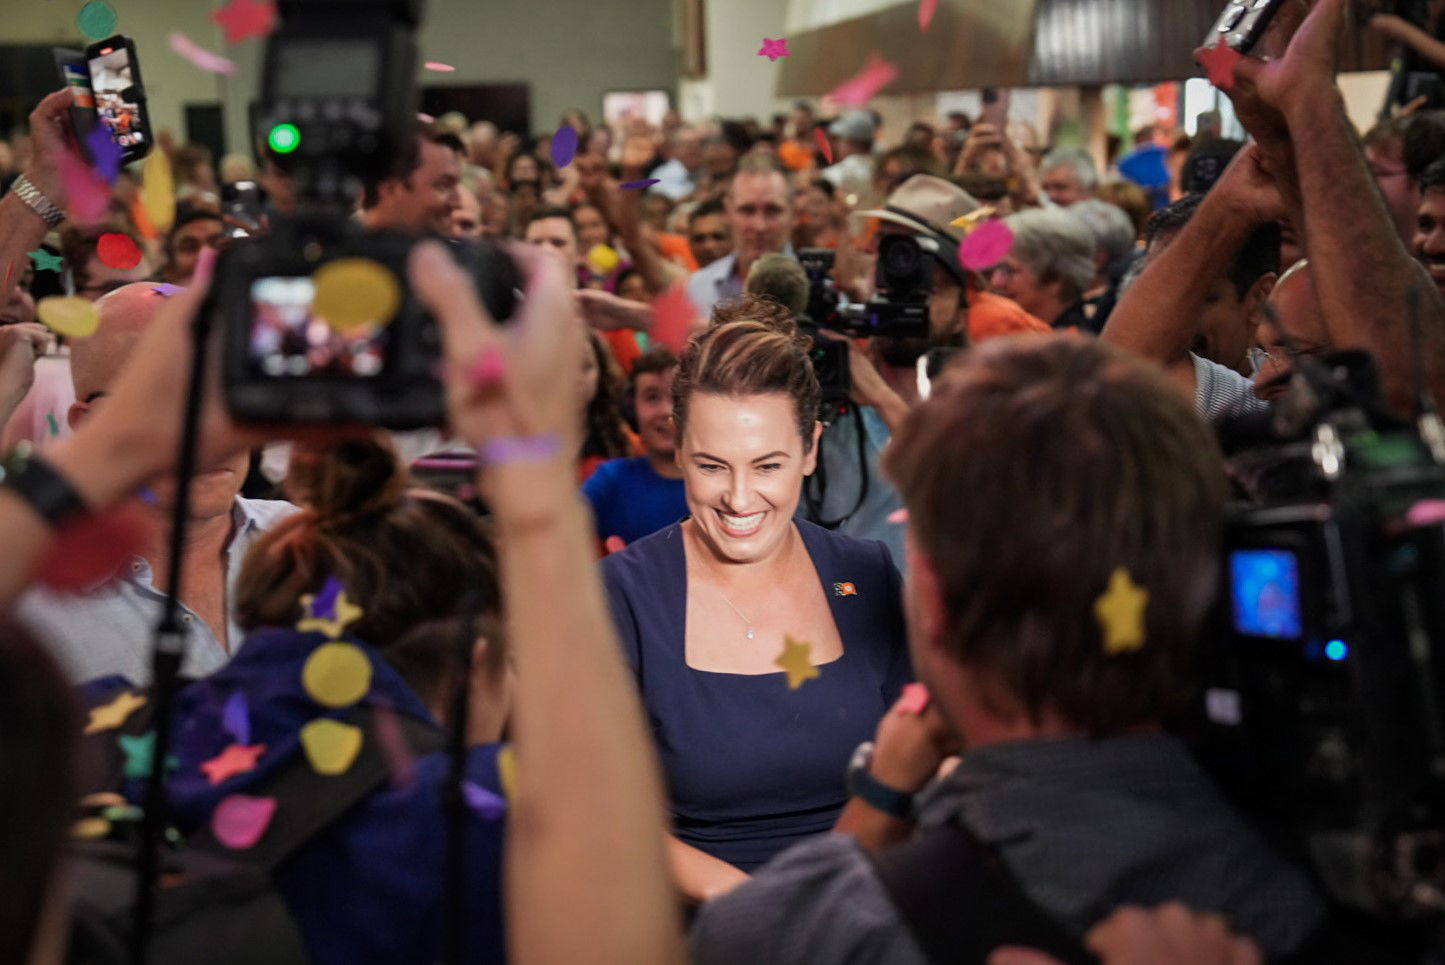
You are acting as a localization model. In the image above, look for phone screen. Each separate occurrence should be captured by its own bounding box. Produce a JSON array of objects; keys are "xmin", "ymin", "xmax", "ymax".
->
[
  {"xmin": 88, "ymin": 43, "xmax": 146, "ymax": 151},
  {"xmin": 249, "ymin": 276, "xmax": 389, "ymax": 378},
  {"xmin": 1229, "ymin": 548, "xmax": 1303, "ymax": 640}
]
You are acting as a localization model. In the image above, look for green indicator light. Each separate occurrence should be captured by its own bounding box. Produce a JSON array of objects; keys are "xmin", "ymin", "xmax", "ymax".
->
[{"xmin": 268, "ymin": 123, "xmax": 301, "ymax": 154}]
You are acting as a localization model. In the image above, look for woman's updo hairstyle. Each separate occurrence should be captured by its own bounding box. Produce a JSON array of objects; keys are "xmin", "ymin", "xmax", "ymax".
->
[
  {"xmin": 672, "ymin": 293, "xmax": 822, "ymax": 452},
  {"xmin": 236, "ymin": 437, "xmax": 500, "ymax": 658}
]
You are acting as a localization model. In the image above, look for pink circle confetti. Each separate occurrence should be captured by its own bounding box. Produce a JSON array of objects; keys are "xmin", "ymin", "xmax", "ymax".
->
[
  {"xmin": 97, "ymin": 233, "xmax": 144, "ymax": 271},
  {"xmin": 550, "ymin": 126, "xmax": 579, "ymax": 169},
  {"xmin": 1198, "ymin": 44, "xmax": 1242, "ymax": 90},
  {"xmin": 424, "ymin": 61, "xmax": 456, "ymax": 72},
  {"xmin": 169, "ymin": 31, "xmax": 237, "ymax": 75},
  {"xmin": 959, "ymin": 220, "xmax": 1014, "ymax": 272},
  {"xmin": 212, "ymin": 794, "xmax": 277, "ymax": 850}
]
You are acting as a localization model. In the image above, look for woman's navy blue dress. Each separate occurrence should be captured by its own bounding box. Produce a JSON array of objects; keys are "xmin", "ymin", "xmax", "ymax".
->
[{"xmin": 602, "ymin": 519, "xmax": 911, "ymax": 872}]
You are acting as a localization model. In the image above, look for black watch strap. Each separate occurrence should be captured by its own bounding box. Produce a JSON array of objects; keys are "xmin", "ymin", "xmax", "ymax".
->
[
  {"xmin": 0, "ymin": 448, "xmax": 89, "ymax": 528},
  {"xmin": 848, "ymin": 741, "xmax": 916, "ymax": 820}
]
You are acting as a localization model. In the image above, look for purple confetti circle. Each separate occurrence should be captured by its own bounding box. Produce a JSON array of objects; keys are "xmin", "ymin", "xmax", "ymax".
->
[
  {"xmin": 550, "ymin": 126, "xmax": 579, "ymax": 169},
  {"xmin": 620, "ymin": 179, "xmax": 660, "ymax": 190}
]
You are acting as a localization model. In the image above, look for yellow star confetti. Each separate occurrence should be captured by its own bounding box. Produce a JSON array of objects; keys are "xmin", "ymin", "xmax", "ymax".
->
[
  {"xmin": 301, "ymin": 642, "xmax": 372, "ymax": 708},
  {"xmin": 37, "ymin": 296, "xmax": 101, "ymax": 338},
  {"xmin": 774, "ymin": 634, "xmax": 821, "ymax": 690},
  {"xmin": 1094, "ymin": 567, "xmax": 1149, "ymax": 655},
  {"xmin": 497, "ymin": 744, "xmax": 518, "ymax": 799},
  {"xmin": 141, "ymin": 147, "xmax": 175, "ymax": 232},
  {"xmin": 83, "ymin": 691, "xmax": 148, "ymax": 734},
  {"xmin": 949, "ymin": 206, "xmax": 996, "ymax": 232},
  {"xmin": 300, "ymin": 718, "xmax": 364, "ymax": 775},
  {"xmin": 297, "ymin": 588, "xmax": 365, "ymax": 639},
  {"xmin": 73, "ymin": 817, "xmax": 112, "ymax": 839},
  {"xmin": 311, "ymin": 258, "xmax": 402, "ymax": 333}
]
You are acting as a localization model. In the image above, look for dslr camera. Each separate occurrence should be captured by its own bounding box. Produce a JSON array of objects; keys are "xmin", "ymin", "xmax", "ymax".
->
[{"xmin": 216, "ymin": 0, "xmax": 518, "ymax": 429}]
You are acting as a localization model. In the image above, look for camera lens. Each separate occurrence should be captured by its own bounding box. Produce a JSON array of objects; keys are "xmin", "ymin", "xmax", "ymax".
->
[{"xmin": 880, "ymin": 236, "xmax": 922, "ymax": 277}]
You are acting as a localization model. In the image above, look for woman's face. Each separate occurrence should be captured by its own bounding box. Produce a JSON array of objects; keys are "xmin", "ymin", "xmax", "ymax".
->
[
  {"xmin": 617, "ymin": 272, "xmax": 649, "ymax": 303},
  {"xmin": 510, "ymin": 154, "xmax": 539, "ymax": 184},
  {"xmin": 679, "ymin": 392, "xmax": 818, "ymax": 565},
  {"xmin": 575, "ymin": 204, "xmax": 610, "ymax": 250}
]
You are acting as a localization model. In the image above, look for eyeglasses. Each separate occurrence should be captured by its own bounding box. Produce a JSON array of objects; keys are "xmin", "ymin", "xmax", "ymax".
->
[{"xmin": 1247, "ymin": 343, "xmax": 1325, "ymax": 372}]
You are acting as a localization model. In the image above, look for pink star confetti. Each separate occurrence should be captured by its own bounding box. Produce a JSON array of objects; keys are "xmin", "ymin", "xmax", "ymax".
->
[
  {"xmin": 828, "ymin": 54, "xmax": 900, "ymax": 107},
  {"xmin": 59, "ymin": 150, "xmax": 111, "ymax": 223},
  {"xmin": 211, "ymin": 0, "xmax": 278, "ymax": 45},
  {"xmin": 918, "ymin": 0, "xmax": 938, "ymax": 32},
  {"xmin": 814, "ymin": 127, "xmax": 834, "ymax": 165},
  {"xmin": 650, "ymin": 282, "xmax": 698, "ymax": 354},
  {"xmin": 959, "ymin": 220, "xmax": 1014, "ymax": 272},
  {"xmin": 424, "ymin": 61, "xmax": 456, "ymax": 72},
  {"xmin": 1198, "ymin": 44, "xmax": 1242, "ymax": 90},
  {"xmin": 169, "ymin": 32, "xmax": 237, "ymax": 75},
  {"xmin": 758, "ymin": 38, "xmax": 790, "ymax": 62}
]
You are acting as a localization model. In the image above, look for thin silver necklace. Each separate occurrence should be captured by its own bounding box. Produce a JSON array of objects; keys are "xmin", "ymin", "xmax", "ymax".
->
[{"xmin": 715, "ymin": 588, "xmax": 758, "ymax": 640}]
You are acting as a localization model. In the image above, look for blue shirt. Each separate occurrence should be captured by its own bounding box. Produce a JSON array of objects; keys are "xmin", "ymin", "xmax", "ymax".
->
[
  {"xmin": 582, "ymin": 456, "xmax": 689, "ymax": 546},
  {"xmin": 86, "ymin": 625, "xmax": 508, "ymax": 965},
  {"xmin": 19, "ymin": 497, "xmax": 298, "ymax": 684},
  {"xmin": 602, "ymin": 520, "xmax": 911, "ymax": 871},
  {"xmin": 799, "ymin": 406, "xmax": 905, "ymax": 570}
]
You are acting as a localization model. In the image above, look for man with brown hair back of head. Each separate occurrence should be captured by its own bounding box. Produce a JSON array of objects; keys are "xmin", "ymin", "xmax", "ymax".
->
[{"xmin": 17, "ymin": 283, "xmax": 296, "ymax": 684}]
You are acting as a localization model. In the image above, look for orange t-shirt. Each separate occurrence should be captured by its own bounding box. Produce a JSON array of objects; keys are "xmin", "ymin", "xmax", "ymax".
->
[
  {"xmin": 965, "ymin": 288, "xmax": 1052, "ymax": 343},
  {"xmin": 656, "ymin": 233, "xmax": 699, "ymax": 273}
]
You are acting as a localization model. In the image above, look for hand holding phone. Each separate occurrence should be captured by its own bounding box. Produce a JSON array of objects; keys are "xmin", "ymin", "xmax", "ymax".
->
[
  {"xmin": 53, "ymin": 35, "xmax": 152, "ymax": 167},
  {"xmin": 1202, "ymin": 0, "xmax": 1290, "ymax": 54}
]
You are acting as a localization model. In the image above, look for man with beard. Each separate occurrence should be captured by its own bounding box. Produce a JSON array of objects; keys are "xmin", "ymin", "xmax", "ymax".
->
[{"xmin": 798, "ymin": 176, "xmax": 1049, "ymax": 567}]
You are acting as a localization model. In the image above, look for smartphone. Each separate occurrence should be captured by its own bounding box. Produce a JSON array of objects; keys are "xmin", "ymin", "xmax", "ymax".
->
[
  {"xmin": 84, "ymin": 35, "xmax": 153, "ymax": 164},
  {"xmin": 979, "ymin": 88, "xmax": 1010, "ymax": 130},
  {"xmin": 1203, "ymin": 0, "xmax": 1290, "ymax": 53}
]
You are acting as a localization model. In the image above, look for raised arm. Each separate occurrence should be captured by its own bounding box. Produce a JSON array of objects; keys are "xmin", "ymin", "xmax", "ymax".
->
[{"xmin": 0, "ymin": 90, "xmax": 74, "ymax": 301}]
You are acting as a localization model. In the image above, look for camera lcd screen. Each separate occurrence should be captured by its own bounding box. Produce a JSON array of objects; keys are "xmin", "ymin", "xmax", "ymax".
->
[
  {"xmin": 1229, "ymin": 548, "xmax": 1303, "ymax": 639},
  {"xmin": 87, "ymin": 45, "xmax": 145, "ymax": 150},
  {"xmin": 249, "ymin": 277, "xmax": 387, "ymax": 378},
  {"xmin": 272, "ymin": 39, "xmax": 381, "ymax": 98}
]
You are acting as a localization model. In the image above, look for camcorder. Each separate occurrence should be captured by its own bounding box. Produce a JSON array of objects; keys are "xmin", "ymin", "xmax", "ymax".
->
[
  {"xmin": 1197, "ymin": 346, "xmax": 1445, "ymax": 956},
  {"xmin": 798, "ymin": 238, "xmax": 932, "ymax": 341},
  {"xmin": 215, "ymin": 0, "xmax": 520, "ymax": 429}
]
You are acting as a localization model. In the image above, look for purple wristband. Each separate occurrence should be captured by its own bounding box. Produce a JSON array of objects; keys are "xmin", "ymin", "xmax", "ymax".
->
[{"xmin": 479, "ymin": 434, "xmax": 563, "ymax": 466}]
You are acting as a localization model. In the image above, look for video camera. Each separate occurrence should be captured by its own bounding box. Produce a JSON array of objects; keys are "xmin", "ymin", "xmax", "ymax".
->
[
  {"xmin": 1197, "ymin": 348, "xmax": 1445, "ymax": 947},
  {"xmin": 217, "ymin": 0, "xmax": 519, "ymax": 428},
  {"xmin": 798, "ymin": 238, "xmax": 933, "ymax": 341}
]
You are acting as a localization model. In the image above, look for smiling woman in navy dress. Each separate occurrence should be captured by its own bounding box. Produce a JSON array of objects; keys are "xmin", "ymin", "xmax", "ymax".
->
[{"xmin": 602, "ymin": 295, "xmax": 910, "ymax": 903}]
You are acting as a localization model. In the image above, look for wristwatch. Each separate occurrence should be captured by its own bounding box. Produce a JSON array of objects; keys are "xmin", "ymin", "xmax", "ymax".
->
[
  {"xmin": 11, "ymin": 175, "xmax": 66, "ymax": 230},
  {"xmin": 846, "ymin": 741, "xmax": 916, "ymax": 820},
  {"xmin": 0, "ymin": 445, "xmax": 89, "ymax": 529}
]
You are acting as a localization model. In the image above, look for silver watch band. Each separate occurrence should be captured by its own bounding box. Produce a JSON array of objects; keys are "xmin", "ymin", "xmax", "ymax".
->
[{"xmin": 12, "ymin": 175, "xmax": 66, "ymax": 229}]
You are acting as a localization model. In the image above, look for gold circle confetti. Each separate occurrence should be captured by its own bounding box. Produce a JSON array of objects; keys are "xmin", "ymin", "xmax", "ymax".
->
[
  {"xmin": 37, "ymin": 296, "xmax": 101, "ymax": 338},
  {"xmin": 73, "ymin": 817, "xmax": 112, "ymax": 839},
  {"xmin": 585, "ymin": 244, "xmax": 620, "ymax": 275},
  {"xmin": 311, "ymin": 258, "xmax": 402, "ymax": 333},
  {"xmin": 141, "ymin": 148, "xmax": 176, "ymax": 232},
  {"xmin": 300, "ymin": 718, "xmax": 364, "ymax": 775},
  {"xmin": 301, "ymin": 642, "xmax": 372, "ymax": 708}
]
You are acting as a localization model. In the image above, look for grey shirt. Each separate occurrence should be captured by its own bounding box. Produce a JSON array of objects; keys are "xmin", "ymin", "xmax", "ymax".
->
[
  {"xmin": 1193, "ymin": 353, "xmax": 1269, "ymax": 424},
  {"xmin": 18, "ymin": 497, "xmax": 298, "ymax": 684},
  {"xmin": 691, "ymin": 733, "xmax": 1325, "ymax": 965},
  {"xmin": 798, "ymin": 405, "xmax": 905, "ymax": 571}
]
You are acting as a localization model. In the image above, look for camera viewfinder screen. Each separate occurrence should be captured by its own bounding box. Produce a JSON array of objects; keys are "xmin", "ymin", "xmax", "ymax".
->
[
  {"xmin": 249, "ymin": 277, "xmax": 387, "ymax": 378},
  {"xmin": 88, "ymin": 45, "xmax": 145, "ymax": 150},
  {"xmin": 1229, "ymin": 549, "xmax": 1303, "ymax": 639}
]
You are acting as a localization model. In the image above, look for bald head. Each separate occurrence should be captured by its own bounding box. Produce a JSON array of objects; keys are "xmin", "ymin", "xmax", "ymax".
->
[
  {"xmin": 70, "ymin": 283, "xmax": 170, "ymax": 402},
  {"xmin": 1270, "ymin": 260, "xmax": 1327, "ymax": 349}
]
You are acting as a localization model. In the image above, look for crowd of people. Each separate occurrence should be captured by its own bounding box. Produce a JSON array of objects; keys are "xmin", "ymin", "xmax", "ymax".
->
[{"xmin": 2, "ymin": 0, "xmax": 1445, "ymax": 961}]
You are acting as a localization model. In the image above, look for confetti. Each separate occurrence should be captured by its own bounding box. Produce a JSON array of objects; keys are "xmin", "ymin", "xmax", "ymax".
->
[
  {"xmin": 168, "ymin": 31, "xmax": 237, "ymax": 76},
  {"xmin": 83, "ymin": 691, "xmax": 147, "ymax": 735},
  {"xmin": 550, "ymin": 126, "xmax": 579, "ymax": 169},
  {"xmin": 102, "ymin": 804, "xmax": 143, "ymax": 822},
  {"xmin": 478, "ymin": 434, "xmax": 563, "ymax": 466},
  {"xmin": 887, "ymin": 508, "xmax": 909, "ymax": 524},
  {"xmin": 1198, "ymin": 43, "xmax": 1242, "ymax": 90},
  {"xmin": 603, "ymin": 535, "xmax": 627, "ymax": 555},
  {"xmin": 28, "ymin": 250, "xmax": 63, "ymax": 273},
  {"xmin": 298, "ymin": 585, "xmax": 365, "ymax": 638},
  {"xmin": 462, "ymin": 781, "xmax": 507, "ymax": 821},
  {"xmin": 46, "ymin": 414, "xmax": 60, "ymax": 437},
  {"xmin": 467, "ymin": 346, "xmax": 505, "ymax": 386},
  {"xmin": 758, "ymin": 38, "xmax": 791, "ymax": 62},
  {"xmin": 814, "ymin": 127, "xmax": 834, "ymax": 165},
  {"xmin": 96, "ymin": 233, "xmax": 143, "ymax": 271},
  {"xmin": 200, "ymin": 743, "xmax": 267, "ymax": 784},
  {"xmin": 85, "ymin": 126, "xmax": 122, "ymax": 183},
  {"xmin": 774, "ymin": 635, "xmax": 821, "ymax": 690},
  {"xmin": 497, "ymin": 745, "xmax": 518, "ymax": 798},
  {"xmin": 620, "ymin": 179, "xmax": 660, "ymax": 190},
  {"xmin": 300, "ymin": 718, "xmax": 363, "ymax": 775},
  {"xmin": 372, "ymin": 701, "xmax": 416, "ymax": 789},
  {"xmin": 311, "ymin": 258, "xmax": 402, "ymax": 333},
  {"xmin": 649, "ymin": 281, "xmax": 697, "ymax": 354},
  {"xmin": 76, "ymin": 1, "xmax": 118, "ymax": 40},
  {"xmin": 151, "ymin": 283, "xmax": 182, "ymax": 297},
  {"xmin": 222, "ymin": 691, "xmax": 251, "ymax": 745},
  {"xmin": 959, "ymin": 220, "xmax": 1014, "ymax": 272},
  {"xmin": 302, "ymin": 642, "xmax": 372, "ymax": 708},
  {"xmin": 81, "ymin": 792, "xmax": 128, "ymax": 809},
  {"xmin": 1094, "ymin": 567, "xmax": 1150, "ymax": 656},
  {"xmin": 586, "ymin": 244, "xmax": 620, "ymax": 275},
  {"xmin": 73, "ymin": 817, "xmax": 112, "ymax": 839},
  {"xmin": 828, "ymin": 54, "xmax": 900, "ymax": 107},
  {"xmin": 950, "ymin": 206, "xmax": 996, "ymax": 230},
  {"xmin": 211, "ymin": 0, "xmax": 278, "ymax": 45},
  {"xmin": 36, "ymin": 296, "xmax": 102, "ymax": 339},
  {"xmin": 424, "ymin": 61, "xmax": 456, "ymax": 72},
  {"xmin": 34, "ymin": 503, "xmax": 147, "ymax": 590},
  {"xmin": 140, "ymin": 147, "xmax": 176, "ymax": 232},
  {"xmin": 212, "ymin": 794, "xmax": 276, "ymax": 850},
  {"xmin": 918, "ymin": 0, "xmax": 938, "ymax": 32},
  {"xmin": 119, "ymin": 732, "xmax": 178, "ymax": 780},
  {"xmin": 900, "ymin": 682, "xmax": 930, "ymax": 714},
  {"xmin": 59, "ymin": 151, "xmax": 111, "ymax": 223}
]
